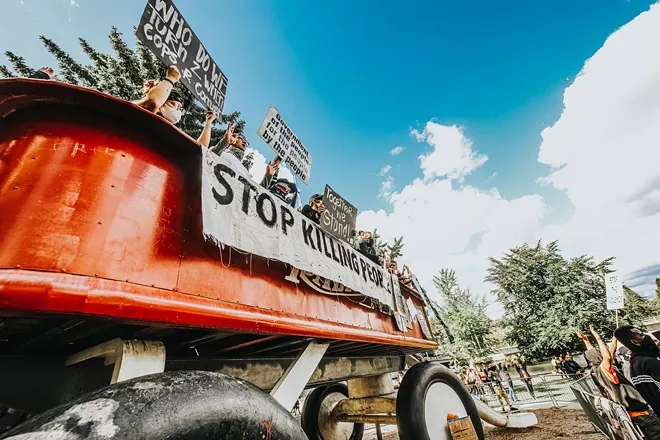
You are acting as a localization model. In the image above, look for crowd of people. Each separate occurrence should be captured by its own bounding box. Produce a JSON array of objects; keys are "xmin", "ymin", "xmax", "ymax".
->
[
  {"xmin": 457, "ymin": 356, "xmax": 534, "ymax": 413},
  {"xmin": 22, "ymin": 65, "xmax": 420, "ymax": 289}
]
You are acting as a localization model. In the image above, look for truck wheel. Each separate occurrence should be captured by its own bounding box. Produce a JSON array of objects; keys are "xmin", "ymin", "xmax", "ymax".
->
[
  {"xmin": 396, "ymin": 362, "xmax": 484, "ymax": 440},
  {"xmin": 301, "ymin": 383, "xmax": 364, "ymax": 440},
  {"xmin": 1, "ymin": 370, "xmax": 307, "ymax": 440}
]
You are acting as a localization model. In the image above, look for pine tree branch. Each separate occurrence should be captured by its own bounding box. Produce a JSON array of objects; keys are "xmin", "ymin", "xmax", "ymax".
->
[
  {"xmin": 5, "ymin": 51, "xmax": 35, "ymax": 77},
  {"xmin": 0, "ymin": 64, "xmax": 17, "ymax": 78}
]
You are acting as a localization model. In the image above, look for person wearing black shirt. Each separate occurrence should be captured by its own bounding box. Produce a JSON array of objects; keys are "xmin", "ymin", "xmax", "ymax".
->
[
  {"xmin": 581, "ymin": 326, "xmax": 660, "ymax": 438},
  {"xmin": 615, "ymin": 326, "xmax": 660, "ymax": 420},
  {"xmin": 356, "ymin": 230, "xmax": 380, "ymax": 265},
  {"xmin": 301, "ymin": 194, "xmax": 324, "ymax": 224}
]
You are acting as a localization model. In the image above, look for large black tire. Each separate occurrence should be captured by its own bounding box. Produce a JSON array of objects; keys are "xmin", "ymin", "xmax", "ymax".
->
[
  {"xmin": 0, "ymin": 370, "xmax": 307, "ymax": 440},
  {"xmin": 301, "ymin": 383, "xmax": 364, "ymax": 440},
  {"xmin": 396, "ymin": 362, "xmax": 484, "ymax": 440}
]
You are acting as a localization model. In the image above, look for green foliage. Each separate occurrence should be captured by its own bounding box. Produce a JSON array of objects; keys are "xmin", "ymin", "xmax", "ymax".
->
[
  {"xmin": 1, "ymin": 29, "xmax": 244, "ymax": 144},
  {"xmin": 388, "ymin": 236, "xmax": 404, "ymax": 260},
  {"xmin": 486, "ymin": 240, "xmax": 656, "ymax": 360},
  {"xmin": 429, "ymin": 269, "xmax": 494, "ymax": 365},
  {"xmin": 4, "ymin": 51, "xmax": 34, "ymax": 77}
]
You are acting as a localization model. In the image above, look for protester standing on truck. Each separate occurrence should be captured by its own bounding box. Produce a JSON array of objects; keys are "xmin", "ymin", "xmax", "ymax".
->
[
  {"xmin": 301, "ymin": 194, "xmax": 325, "ymax": 224},
  {"xmin": 134, "ymin": 65, "xmax": 185, "ymax": 125}
]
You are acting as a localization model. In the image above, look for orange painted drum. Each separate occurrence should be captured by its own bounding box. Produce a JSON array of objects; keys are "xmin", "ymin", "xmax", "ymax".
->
[{"xmin": 0, "ymin": 79, "xmax": 436, "ymax": 350}]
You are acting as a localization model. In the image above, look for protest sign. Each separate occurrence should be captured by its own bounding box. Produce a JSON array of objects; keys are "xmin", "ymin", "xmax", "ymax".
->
[
  {"xmin": 201, "ymin": 148, "xmax": 392, "ymax": 310},
  {"xmin": 136, "ymin": 0, "xmax": 228, "ymax": 115},
  {"xmin": 257, "ymin": 106, "xmax": 312, "ymax": 184},
  {"xmin": 320, "ymin": 185, "xmax": 358, "ymax": 243},
  {"xmin": 605, "ymin": 271, "xmax": 625, "ymax": 310}
]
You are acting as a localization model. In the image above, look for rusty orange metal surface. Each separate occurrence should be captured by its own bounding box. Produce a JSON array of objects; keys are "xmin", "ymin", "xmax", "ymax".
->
[{"xmin": 0, "ymin": 79, "xmax": 436, "ymax": 350}]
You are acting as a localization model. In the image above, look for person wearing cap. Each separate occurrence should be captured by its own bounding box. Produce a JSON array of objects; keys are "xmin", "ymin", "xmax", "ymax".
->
[
  {"xmin": 134, "ymin": 65, "xmax": 185, "ymax": 125},
  {"xmin": 260, "ymin": 156, "xmax": 298, "ymax": 208},
  {"xmin": 578, "ymin": 325, "xmax": 660, "ymax": 438},
  {"xmin": 301, "ymin": 194, "xmax": 325, "ymax": 224}
]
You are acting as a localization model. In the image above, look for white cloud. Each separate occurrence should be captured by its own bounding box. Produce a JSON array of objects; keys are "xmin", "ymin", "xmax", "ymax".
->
[
  {"xmin": 391, "ymin": 146, "xmax": 405, "ymax": 155},
  {"xmin": 415, "ymin": 123, "xmax": 488, "ymax": 181},
  {"xmin": 379, "ymin": 165, "xmax": 392, "ymax": 176},
  {"xmin": 360, "ymin": 126, "xmax": 545, "ymax": 317},
  {"xmin": 246, "ymin": 148, "xmax": 295, "ymax": 186},
  {"xmin": 537, "ymin": 1, "xmax": 660, "ymax": 297},
  {"xmin": 70, "ymin": 0, "xmax": 79, "ymax": 6},
  {"xmin": 359, "ymin": 2, "xmax": 660, "ymax": 317},
  {"xmin": 378, "ymin": 176, "xmax": 395, "ymax": 200}
]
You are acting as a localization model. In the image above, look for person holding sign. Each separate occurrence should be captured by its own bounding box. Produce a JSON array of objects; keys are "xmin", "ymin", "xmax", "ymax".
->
[
  {"xmin": 260, "ymin": 157, "xmax": 298, "ymax": 208},
  {"xmin": 134, "ymin": 65, "xmax": 185, "ymax": 124}
]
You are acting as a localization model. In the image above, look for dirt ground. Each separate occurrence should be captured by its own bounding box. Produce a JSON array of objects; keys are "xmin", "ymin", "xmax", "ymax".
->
[{"xmin": 379, "ymin": 408, "xmax": 605, "ymax": 440}]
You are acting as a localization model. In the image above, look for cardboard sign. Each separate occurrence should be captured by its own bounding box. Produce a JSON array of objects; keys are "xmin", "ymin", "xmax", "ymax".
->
[
  {"xmin": 448, "ymin": 416, "xmax": 479, "ymax": 440},
  {"xmin": 320, "ymin": 185, "xmax": 357, "ymax": 243},
  {"xmin": 257, "ymin": 106, "xmax": 312, "ymax": 184},
  {"xmin": 136, "ymin": 0, "xmax": 228, "ymax": 115},
  {"xmin": 605, "ymin": 271, "xmax": 624, "ymax": 310}
]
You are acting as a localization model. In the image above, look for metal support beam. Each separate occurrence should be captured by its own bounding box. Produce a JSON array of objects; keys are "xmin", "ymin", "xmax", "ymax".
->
[
  {"xmin": 66, "ymin": 338, "xmax": 165, "ymax": 384},
  {"xmin": 270, "ymin": 340, "xmax": 329, "ymax": 411}
]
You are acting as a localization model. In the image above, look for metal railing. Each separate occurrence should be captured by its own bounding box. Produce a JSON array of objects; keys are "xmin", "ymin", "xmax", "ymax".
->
[
  {"xmin": 570, "ymin": 374, "xmax": 644, "ymax": 440},
  {"xmin": 467, "ymin": 373, "xmax": 584, "ymax": 409}
]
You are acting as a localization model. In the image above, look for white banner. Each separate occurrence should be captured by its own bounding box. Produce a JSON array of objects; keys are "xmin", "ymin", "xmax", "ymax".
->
[
  {"xmin": 201, "ymin": 148, "xmax": 393, "ymax": 310},
  {"xmin": 257, "ymin": 106, "xmax": 312, "ymax": 184},
  {"xmin": 605, "ymin": 271, "xmax": 624, "ymax": 310}
]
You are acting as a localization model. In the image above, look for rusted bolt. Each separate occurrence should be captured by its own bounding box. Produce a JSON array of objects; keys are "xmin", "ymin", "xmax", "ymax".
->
[
  {"xmin": 110, "ymin": 184, "xmax": 115, "ymax": 188},
  {"xmin": 61, "ymin": 268, "xmax": 66, "ymax": 272},
  {"xmin": 14, "ymin": 265, "xmax": 20, "ymax": 268},
  {"xmin": 121, "ymin": 154, "xmax": 126, "ymax": 157},
  {"xmin": 173, "ymin": 287, "xmax": 178, "ymax": 291},
  {"xmin": 94, "ymin": 274, "xmax": 99, "ymax": 277},
  {"xmin": 31, "ymin": 157, "xmax": 36, "ymax": 160},
  {"xmin": 97, "ymin": 221, "xmax": 102, "ymax": 225},
  {"xmin": 13, "ymin": 186, "xmax": 18, "ymax": 190}
]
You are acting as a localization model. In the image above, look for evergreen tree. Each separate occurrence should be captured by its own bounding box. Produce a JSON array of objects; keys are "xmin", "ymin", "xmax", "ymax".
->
[
  {"xmin": 1, "ymin": 29, "xmax": 244, "ymax": 144},
  {"xmin": 388, "ymin": 236, "xmax": 404, "ymax": 260},
  {"xmin": 39, "ymin": 36, "xmax": 95, "ymax": 86},
  {"xmin": 4, "ymin": 51, "xmax": 35, "ymax": 77},
  {"xmin": 242, "ymin": 150, "xmax": 255, "ymax": 171}
]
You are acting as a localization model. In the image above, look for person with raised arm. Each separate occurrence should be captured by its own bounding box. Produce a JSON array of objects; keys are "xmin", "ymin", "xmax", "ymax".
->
[
  {"xmin": 134, "ymin": 65, "xmax": 185, "ymax": 126},
  {"xmin": 580, "ymin": 325, "xmax": 660, "ymax": 438},
  {"xmin": 260, "ymin": 156, "xmax": 298, "ymax": 207},
  {"xmin": 209, "ymin": 121, "xmax": 248, "ymax": 162}
]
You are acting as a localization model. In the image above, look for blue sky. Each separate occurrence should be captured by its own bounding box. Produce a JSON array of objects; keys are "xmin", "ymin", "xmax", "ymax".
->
[{"xmin": 3, "ymin": 0, "xmax": 660, "ymax": 313}]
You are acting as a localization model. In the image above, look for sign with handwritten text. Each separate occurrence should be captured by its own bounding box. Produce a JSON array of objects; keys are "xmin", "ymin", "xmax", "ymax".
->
[
  {"xmin": 320, "ymin": 185, "xmax": 357, "ymax": 243},
  {"xmin": 257, "ymin": 106, "xmax": 312, "ymax": 184},
  {"xmin": 136, "ymin": 0, "xmax": 227, "ymax": 114},
  {"xmin": 605, "ymin": 271, "xmax": 624, "ymax": 310}
]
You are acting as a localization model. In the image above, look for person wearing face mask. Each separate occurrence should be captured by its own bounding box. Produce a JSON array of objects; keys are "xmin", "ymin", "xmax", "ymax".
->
[
  {"xmin": 615, "ymin": 326, "xmax": 660, "ymax": 419},
  {"xmin": 134, "ymin": 65, "xmax": 184, "ymax": 125}
]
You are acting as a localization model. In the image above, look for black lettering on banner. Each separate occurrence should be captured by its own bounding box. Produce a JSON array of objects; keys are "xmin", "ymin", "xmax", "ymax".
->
[
  {"xmin": 211, "ymin": 163, "xmax": 235, "ymax": 205},
  {"xmin": 321, "ymin": 231, "xmax": 332, "ymax": 259},
  {"xmin": 256, "ymin": 192, "xmax": 277, "ymax": 228},
  {"xmin": 280, "ymin": 205, "xmax": 294, "ymax": 235},
  {"xmin": 336, "ymin": 242, "xmax": 346, "ymax": 267},
  {"xmin": 350, "ymin": 252, "xmax": 360, "ymax": 275},
  {"xmin": 237, "ymin": 175, "xmax": 256, "ymax": 214},
  {"xmin": 315, "ymin": 228, "xmax": 323, "ymax": 254},
  {"xmin": 340, "ymin": 245, "xmax": 351, "ymax": 270},
  {"xmin": 359, "ymin": 258, "xmax": 368, "ymax": 281},
  {"xmin": 328, "ymin": 236, "xmax": 341, "ymax": 264},
  {"xmin": 367, "ymin": 265, "xmax": 374, "ymax": 283},
  {"xmin": 302, "ymin": 220, "xmax": 317, "ymax": 250}
]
